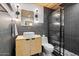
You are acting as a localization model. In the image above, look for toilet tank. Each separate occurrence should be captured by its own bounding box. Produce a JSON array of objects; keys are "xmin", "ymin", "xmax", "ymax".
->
[{"xmin": 42, "ymin": 36, "xmax": 48, "ymax": 44}]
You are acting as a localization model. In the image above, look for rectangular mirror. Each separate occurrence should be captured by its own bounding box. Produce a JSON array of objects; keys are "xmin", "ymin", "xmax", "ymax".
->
[{"xmin": 21, "ymin": 9, "xmax": 34, "ymax": 26}]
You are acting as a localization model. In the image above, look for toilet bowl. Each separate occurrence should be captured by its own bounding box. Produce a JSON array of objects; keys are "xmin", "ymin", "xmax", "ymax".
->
[
  {"xmin": 42, "ymin": 44, "xmax": 54, "ymax": 56},
  {"xmin": 42, "ymin": 36, "xmax": 54, "ymax": 56}
]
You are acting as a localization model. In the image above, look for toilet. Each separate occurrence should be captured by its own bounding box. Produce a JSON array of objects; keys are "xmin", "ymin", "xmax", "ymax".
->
[{"xmin": 42, "ymin": 35, "xmax": 54, "ymax": 56}]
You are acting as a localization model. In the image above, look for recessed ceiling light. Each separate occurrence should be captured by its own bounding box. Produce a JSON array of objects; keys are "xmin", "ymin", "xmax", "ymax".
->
[{"xmin": 53, "ymin": 22, "xmax": 60, "ymax": 25}]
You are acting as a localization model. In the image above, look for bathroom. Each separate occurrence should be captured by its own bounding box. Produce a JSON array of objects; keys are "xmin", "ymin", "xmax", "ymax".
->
[{"xmin": 0, "ymin": 3, "xmax": 79, "ymax": 56}]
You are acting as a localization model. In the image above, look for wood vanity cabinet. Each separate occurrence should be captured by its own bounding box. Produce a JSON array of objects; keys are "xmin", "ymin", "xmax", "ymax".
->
[{"xmin": 16, "ymin": 35, "xmax": 42, "ymax": 56}]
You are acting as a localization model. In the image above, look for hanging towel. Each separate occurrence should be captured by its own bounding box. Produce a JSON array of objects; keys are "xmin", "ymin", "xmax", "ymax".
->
[{"xmin": 14, "ymin": 24, "xmax": 18, "ymax": 36}]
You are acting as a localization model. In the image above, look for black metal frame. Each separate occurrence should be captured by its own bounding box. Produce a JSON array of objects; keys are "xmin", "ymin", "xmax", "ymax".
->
[
  {"xmin": 51, "ymin": 8, "xmax": 64, "ymax": 56},
  {"xmin": 60, "ymin": 8, "xmax": 64, "ymax": 56}
]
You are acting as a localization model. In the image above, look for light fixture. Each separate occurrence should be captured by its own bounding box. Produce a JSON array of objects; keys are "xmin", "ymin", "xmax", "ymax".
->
[
  {"xmin": 15, "ymin": 5, "xmax": 20, "ymax": 19},
  {"xmin": 35, "ymin": 9, "xmax": 39, "ymax": 22},
  {"xmin": 35, "ymin": 10, "xmax": 38, "ymax": 18}
]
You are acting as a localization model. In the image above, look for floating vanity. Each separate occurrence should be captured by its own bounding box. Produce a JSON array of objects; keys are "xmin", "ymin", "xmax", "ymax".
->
[{"xmin": 16, "ymin": 35, "xmax": 42, "ymax": 56}]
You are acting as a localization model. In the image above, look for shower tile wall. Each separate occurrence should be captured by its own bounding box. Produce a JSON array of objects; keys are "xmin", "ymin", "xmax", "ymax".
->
[{"xmin": 64, "ymin": 3, "xmax": 79, "ymax": 55}]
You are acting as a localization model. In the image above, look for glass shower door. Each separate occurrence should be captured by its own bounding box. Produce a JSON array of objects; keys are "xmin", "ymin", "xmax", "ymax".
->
[{"xmin": 49, "ymin": 8, "xmax": 64, "ymax": 56}]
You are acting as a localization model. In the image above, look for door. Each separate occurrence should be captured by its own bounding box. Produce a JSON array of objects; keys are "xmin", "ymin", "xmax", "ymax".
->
[
  {"xmin": 49, "ymin": 9, "xmax": 64, "ymax": 55},
  {"xmin": 31, "ymin": 37, "xmax": 42, "ymax": 55},
  {"xmin": 16, "ymin": 39, "xmax": 30, "ymax": 56}
]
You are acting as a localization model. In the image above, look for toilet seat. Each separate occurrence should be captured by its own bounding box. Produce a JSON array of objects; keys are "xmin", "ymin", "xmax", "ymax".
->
[{"xmin": 42, "ymin": 36, "xmax": 54, "ymax": 50}]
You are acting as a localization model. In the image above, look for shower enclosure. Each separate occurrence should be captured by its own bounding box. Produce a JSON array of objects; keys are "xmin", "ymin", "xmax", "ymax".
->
[{"xmin": 48, "ymin": 8, "xmax": 64, "ymax": 56}]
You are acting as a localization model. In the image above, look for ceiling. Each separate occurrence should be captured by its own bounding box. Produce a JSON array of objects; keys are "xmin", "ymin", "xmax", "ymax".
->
[
  {"xmin": 0, "ymin": 4, "xmax": 7, "ymax": 12},
  {"xmin": 36, "ymin": 3, "xmax": 62, "ymax": 10}
]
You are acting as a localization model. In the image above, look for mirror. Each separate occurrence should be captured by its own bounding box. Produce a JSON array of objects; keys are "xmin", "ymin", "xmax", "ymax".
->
[{"xmin": 21, "ymin": 9, "xmax": 34, "ymax": 26}]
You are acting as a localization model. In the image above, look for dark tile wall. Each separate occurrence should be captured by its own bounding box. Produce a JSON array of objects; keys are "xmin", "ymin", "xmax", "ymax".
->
[
  {"xmin": 64, "ymin": 3, "xmax": 79, "ymax": 55},
  {"xmin": 17, "ymin": 23, "xmax": 45, "ymax": 36}
]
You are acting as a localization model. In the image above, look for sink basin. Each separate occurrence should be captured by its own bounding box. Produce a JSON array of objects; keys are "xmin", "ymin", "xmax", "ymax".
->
[{"xmin": 23, "ymin": 32, "xmax": 35, "ymax": 38}]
